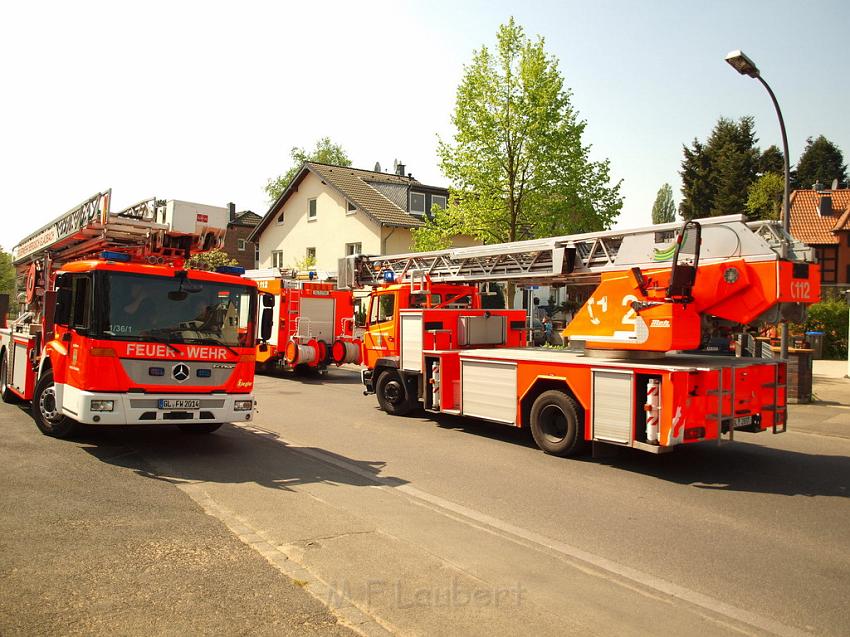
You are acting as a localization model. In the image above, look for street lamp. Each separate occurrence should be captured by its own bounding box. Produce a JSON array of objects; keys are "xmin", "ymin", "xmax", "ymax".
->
[{"xmin": 726, "ymin": 49, "xmax": 791, "ymax": 361}]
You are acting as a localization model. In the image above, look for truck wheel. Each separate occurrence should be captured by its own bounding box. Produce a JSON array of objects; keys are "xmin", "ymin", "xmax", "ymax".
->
[
  {"xmin": 178, "ymin": 423, "xmax": 222, "ymax": 434},
  {"xmin": 529, "ymin": 390, "xmax": 584, "ymax": 457},
  {"xmin": 32, "ymin": 369, "xmax": 79, "ymax": 438},
  {"xmin": 1, "ymin": 352, "xmax": 19, "ymax": 403},
  {"xmin": 376, "ymin": 370, "xmax": 414, "ymax": 416}
]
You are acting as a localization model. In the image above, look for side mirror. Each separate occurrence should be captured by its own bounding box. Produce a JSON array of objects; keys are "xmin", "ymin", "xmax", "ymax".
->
[
  {"xmin": 260, "ymin": 306, "xmax": 273, "ymax": 342},
  {"xmin": 262, "ymin": 293, "xmax": 275, "ymax": 308}
]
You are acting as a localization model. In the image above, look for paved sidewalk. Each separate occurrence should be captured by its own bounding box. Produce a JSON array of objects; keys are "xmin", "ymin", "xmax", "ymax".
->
[{"xmin": 788, "ymin": 359, "xmax": 850, "ymax": 439}]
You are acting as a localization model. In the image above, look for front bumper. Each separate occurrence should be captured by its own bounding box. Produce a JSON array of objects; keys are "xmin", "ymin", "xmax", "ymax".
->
[
  {"xmin": 361, "ymin": 368, "xmax": 375, "ymax": 395},
  {"xmin": 58, "ymin": 386, "xmax": 255, "ymax": 425}
]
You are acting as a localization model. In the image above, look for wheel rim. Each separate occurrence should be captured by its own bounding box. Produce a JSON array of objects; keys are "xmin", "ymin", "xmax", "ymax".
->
[
  {"xmin": 39, "ymin": 385, "xmax": 62, "ymax": 424},
  {"xmin": 539, "ymin": 404, "xmax": 568, "ymax": 443},
  {"xmin": 383, "ymin": 379, "xmax": 404, "ymax": 405}
]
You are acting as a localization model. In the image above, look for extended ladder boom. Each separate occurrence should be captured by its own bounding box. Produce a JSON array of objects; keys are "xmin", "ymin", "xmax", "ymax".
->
[{"xmin": 339, "ymin": 215, "xmax": 812, "ymax": 288}]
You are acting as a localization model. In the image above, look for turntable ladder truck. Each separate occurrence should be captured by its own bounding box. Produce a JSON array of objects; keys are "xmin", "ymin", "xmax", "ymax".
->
[
  {"xmin": 339, "ymin": 215, "xmax": 821, "ymax": 456},
  {"xmin": 0, "ymin": 191, "xmax": 264, "ymax": 438}
]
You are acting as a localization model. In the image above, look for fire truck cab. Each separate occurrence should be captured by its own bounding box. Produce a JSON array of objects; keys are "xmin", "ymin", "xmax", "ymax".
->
[{"xmin": 0, "ymin": 191, "xmax": 265, "ymax": 438}]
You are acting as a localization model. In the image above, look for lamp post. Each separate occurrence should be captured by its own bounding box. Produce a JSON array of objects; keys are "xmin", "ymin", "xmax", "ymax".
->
[{"xmin": 726, "ymin": 49, "xmax": 791, "ymax": 361}]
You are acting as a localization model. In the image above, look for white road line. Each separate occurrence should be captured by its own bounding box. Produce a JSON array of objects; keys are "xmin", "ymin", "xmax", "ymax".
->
[{"xmin": 240, "ymin": 423, "xmax": 810, "ymax": 637}]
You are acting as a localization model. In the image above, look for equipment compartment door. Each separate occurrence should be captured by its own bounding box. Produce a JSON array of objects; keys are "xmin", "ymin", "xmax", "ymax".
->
[
  {"xmin": 592, "ymin": 370, "xmax": 633, "ymax": 444},
  {"xmin": 461, "ymin": 359, "xmax": 516, "ymax": 424},
  {"xmin": 298, "ymin": 297, "xmax": 336, "ymax": 342}
]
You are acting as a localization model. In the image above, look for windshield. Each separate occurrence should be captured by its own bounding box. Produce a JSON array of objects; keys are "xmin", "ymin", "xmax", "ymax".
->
[{"xmin": 96, "ymin": 271, "xmax": 257, "ymax": 348}]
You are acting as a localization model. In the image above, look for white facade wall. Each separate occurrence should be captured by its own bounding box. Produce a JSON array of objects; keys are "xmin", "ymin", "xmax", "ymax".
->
[
  {"xmin": 257, "ymin": 171, "xmax": 482, "ymax": 272},
  {"xmin": 258, "ymin": 173, "xmax": 383, "ymax": 271}
]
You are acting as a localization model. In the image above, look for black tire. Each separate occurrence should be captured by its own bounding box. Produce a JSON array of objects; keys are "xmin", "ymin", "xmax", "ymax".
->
[
  {"xmin": 1, "ymin": 351, "xmax": 20, "ymax": 404},
  {"xmin": 178, "ymin": 423, "xmax": 222, "ymax": 434},
  {"xmin": 375, "ymin": 370, "xmax": 414, "ymax": 416},
  {"xmin": 529, "ymin": 390, "xmax": 584, "ymax": 457},
  {"xmin": 32, "ymin": 369, "xmax": 79, "ymax": 438}
]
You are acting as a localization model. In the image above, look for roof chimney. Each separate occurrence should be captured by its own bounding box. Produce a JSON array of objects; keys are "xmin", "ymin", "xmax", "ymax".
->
[
  {"xmin": 228, "ymin": 202, "xmax": 236, "ymax": 222},
  {"xmin": 395, "ymin": 161, "xmax": 406, "ymax": 176}
]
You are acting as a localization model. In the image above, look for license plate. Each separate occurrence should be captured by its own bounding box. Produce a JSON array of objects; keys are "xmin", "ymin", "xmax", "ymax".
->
[
  {"xmin": 734, "ymin": 415, "xmax": 752, "ymax": 428},
  {"xmin": 158, "ymin": 399, "xmax": 200, "ymax": 410}
]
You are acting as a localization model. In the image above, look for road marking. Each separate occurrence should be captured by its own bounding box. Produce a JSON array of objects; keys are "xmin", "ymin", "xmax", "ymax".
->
[{"xmin": 240, "ymin": 423, "xmax": 810, "ymax": 637}]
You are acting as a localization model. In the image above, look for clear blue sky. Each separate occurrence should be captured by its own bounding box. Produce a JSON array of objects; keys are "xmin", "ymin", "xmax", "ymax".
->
[{"xmin": 1, "ymin": 0, "xmax": 847, "ymax": 248}]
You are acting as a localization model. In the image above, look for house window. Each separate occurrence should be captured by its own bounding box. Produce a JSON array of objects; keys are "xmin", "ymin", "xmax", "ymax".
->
[
  {"xmin": 237, "ymin": 239, "xmax": 247, "ymax": 252},
  {"xmin": 306, "ymin": 247, "xmax": 316, "ymax": 261},
  {"xmin": 345, "ymin": 242, "xmax": 362, "ymax": 256},
  {"xmin": 271, "ymin": 250, "xmax": 284, "ymax": 269},
  {"xmin": 815, "ymin": 246, "xmax": 838, "ymax": 284},
  {"xmin": 308, "ymin": 198, "xmax": 317, "ymax": 220},
  {"xmin": 254, "ymin": 245, "xmax": 260, "ymax": 269},
  {"xmin": 347, "ymin": 201, "xmax": 357, "ymax": 215},
  {"xmin": 409, "ymin": 192, "xmax": 425, "ymax": 215},
  {"xmin": 431, "ymin": 194, "xmax": 447, "ymax": 210}
]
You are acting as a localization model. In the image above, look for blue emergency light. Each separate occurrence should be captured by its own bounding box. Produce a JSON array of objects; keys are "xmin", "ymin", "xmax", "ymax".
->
[
  {"xmin": 215, "ymin": 265, "xmax": 246, "ymax": 275},
  {"xmin": 382, "ymin": 270, "xmax": 395, "ymax": 283},
  {"xmin": 101, "ymin": 251, "xmax": 131, "ymax": 262}
]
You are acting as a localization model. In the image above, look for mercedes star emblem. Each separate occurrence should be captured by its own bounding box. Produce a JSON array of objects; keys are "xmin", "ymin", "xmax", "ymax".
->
[{"xmin": 172, "ymin": 363, "xmax": 190, "ymax": 382}]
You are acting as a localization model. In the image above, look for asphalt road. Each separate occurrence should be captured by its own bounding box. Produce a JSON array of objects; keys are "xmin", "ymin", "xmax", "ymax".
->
[
  {"xmin": 2, "ymin": 365, "xmax": 849, "ymax": 636},
  {"xmin": 0, "ymin": 399, "xmax": 354, "ymax": 636}
]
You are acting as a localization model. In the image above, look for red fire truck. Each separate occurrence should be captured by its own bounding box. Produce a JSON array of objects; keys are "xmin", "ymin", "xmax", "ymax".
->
[
  {"xmin": 244, "ymin": 269, "xmax": 360, "ymax": 373},
  {"xmin": 339, "ymin": 215, "xmax": 821, "ymax": 456},
  {"xmin": 0, "ymin": 191, "xmax": 270, "ymax": 438}
]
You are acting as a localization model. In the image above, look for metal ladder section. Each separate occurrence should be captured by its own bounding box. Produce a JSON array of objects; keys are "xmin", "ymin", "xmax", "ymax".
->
[
  {"xmin": 12, "ymin": 192, "xmax": 166, "ymax": 267},
  {"xmin": 707, "ymin": 367, "xmax": 736, "ymax": 443},
  {"xmin": 343, "ymin": 214, "xmax": 802, "ymax": 288},
  {"xmin": 768, "ymin": 363, "xmax": 787, "ymax": 434},
  {"xmin": 286, "ymin": 289, "xmax": 301, "ymax": 340}
]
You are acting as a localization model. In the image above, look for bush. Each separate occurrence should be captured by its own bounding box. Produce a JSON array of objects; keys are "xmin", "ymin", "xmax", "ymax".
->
[{"xmin": 799, "ymin": 297, "xmax": 848, "ymax": 359}]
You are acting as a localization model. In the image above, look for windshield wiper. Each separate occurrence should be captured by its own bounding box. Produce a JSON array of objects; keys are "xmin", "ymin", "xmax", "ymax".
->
[
  {"xmin": 142, "ymin": 334, "xmax": 182, "ymax": 355},
  {"xmin": 183, "ymin": 337, "xmax": 239, "ymax": 356}
]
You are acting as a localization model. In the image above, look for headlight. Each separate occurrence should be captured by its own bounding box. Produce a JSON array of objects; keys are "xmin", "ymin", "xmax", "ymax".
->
[
  {"xmin": 90, "ymin": 400, "xmax": 114, "ymax": 412},
  {"xmin": 234, "ymin": 399, "xmax": 254, "ymax": 411}
]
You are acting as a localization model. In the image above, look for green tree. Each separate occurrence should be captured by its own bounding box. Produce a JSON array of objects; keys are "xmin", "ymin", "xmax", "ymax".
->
[
  {"xmin": 793, "ymin": 135, "xmax": 847, "ymax": 189},
  {"xmin": 759, "ymin": 145, "xmax": 785, "ymax": 175},
  {"xmin": 433, "ymin": 18, "xmax": 622, "ymax": 251},
  {"xmin": 651, "ymin": 183, "xmax": 676, "ymax": 224},
  {"xmin": 265, "ymin": 137, "xmax": 352, "ymax": 203},
  {"xmin": 186, "ymin": 249, "xmax": 238, "ymax": 271},
  {"xmin": 679, "ymin": 116, "xmax": 760, "ymax": 219},
  {"xmin": 0, "ymin": 248, "xmax": 15, "ymax": 298},
  {"xmin": 410, "ymin": 206, "xmax": 455, "ymax": 251},
  {"xmin": 746, "ymin": 172, "xmax": 784, "ymax": 220}
]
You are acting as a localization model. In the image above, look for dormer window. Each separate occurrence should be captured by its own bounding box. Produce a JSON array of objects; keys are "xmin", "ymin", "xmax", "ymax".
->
[
  {"xmin": 409, "ymin": 192, "xmax": 425, "ymax": 215},
  {"xmin": 432, "ymin": 194, "xmax": 447, "ymax": 210}
]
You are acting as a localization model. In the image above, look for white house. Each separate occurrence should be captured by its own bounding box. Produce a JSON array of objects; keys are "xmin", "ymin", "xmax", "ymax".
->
[{"xmin": 248, "ymin": 161, "xmax": 478, "ymax": 272}]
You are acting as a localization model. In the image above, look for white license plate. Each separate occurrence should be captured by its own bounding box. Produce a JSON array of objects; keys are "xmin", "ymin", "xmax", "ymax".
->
[
  {"xmin": 734, "ymin": 415, "xmax": 752, "ymax": 428},
  {"xmin": 158, "ymin": 399, "xmax": 201, "ymax": 410}
]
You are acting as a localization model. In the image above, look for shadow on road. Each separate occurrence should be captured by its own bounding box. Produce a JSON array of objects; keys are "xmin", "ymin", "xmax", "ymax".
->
[
  {"xmin": 595, "ymin": 438, "xmax": 850, "ymax": 498},
  {"xmin": 75, "ymin": 423, "xmax": 408, "ymax": 492},
  {"xmin": 410, "ymin": 408, "xmax": 849, "ymax": 499}
]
